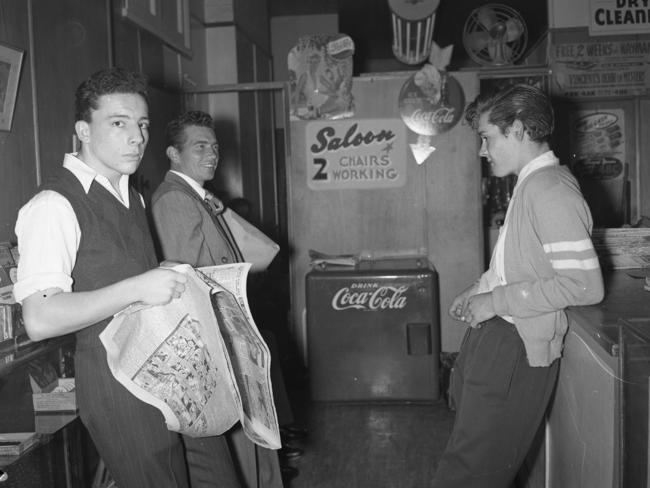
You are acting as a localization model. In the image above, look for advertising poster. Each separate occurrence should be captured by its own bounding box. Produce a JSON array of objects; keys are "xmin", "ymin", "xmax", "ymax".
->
[
  {"xmin": 287, "ymin": 34, "xmax": 355, "ymax": 121},
  {"xmin": 569, "ymin": 108, "xmax": 627, "ymax": 226},
  {"xmin": 589, "ymin": 0, "xmax": 650, "ymax": 36},
  {"xmin": 550, "ymin": 28, "xmax": 650, "ymax": 98},
  {"xmin": 569, "ymin": 108, "xmax": 625, "ymax": 178},
  {"xmin": 305, "ymin": 119, "xmax": 407, "ymax": 191}
]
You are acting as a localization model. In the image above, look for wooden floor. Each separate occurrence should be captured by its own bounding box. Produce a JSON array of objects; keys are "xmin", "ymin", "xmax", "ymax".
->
[{"xmin": 282, "ymin": 395, "xmax": 455, "ymax": 488}]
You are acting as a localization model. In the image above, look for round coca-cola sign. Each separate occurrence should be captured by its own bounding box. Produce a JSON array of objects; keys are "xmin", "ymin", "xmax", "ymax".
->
[{"xmin": 398, "ymin": 68, "xmax": 465, "ymax": 136}]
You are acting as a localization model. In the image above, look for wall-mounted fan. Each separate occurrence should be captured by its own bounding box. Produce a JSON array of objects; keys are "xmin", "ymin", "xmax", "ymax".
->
[{"xmin": 462, "ymin": 4, "xmax": 528, "ymax": 67}]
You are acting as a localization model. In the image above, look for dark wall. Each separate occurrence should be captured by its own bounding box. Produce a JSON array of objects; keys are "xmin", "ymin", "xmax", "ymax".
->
[
  {"xmin": 32, "ymin": 0, "xmax": 111, "ymax": 182},
  {"xmin": 0, "ymin": 0, "xmax": 182, "ymax": 242},
  {"xmin": 111, "ymin": 0, "xmax": 183, "ymax": 204},
  {"xmin": 0, "ymin": 0, "xmax": 38, "ymax": 242},
  {"xmin": 340, "ymin": 0, "xmax": 547, "ymax": 74}
]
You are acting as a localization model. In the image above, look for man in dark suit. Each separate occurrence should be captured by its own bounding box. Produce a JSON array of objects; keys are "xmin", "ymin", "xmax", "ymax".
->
[
  {"xmin": 151, "ymin": 110, "xmax": 288, "ymax": 488},
  {"xmin": 151, "ymin": 111, "xmax": 240, "ymax": 267}
]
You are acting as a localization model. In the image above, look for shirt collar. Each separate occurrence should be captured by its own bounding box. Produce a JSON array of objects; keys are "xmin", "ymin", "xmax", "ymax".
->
[
  {"xmin": 516, "ymin": 150, "xmax": 559, "ymax": 185},
  {"xmin": 63, "ymin": 153, "xmax": 131, "ymax": 203},
  {"xmin": 170, "ymin": 170, "xmax": 208, "ymax": 199}
]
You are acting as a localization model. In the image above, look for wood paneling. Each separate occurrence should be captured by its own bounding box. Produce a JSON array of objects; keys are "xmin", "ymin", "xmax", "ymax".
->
[
  {"xmin": 0, "ymin": 0, "xmax": 37, "ymax": 242},
  {"xmin": 269, "ymin": 0, "xmax": 337, "ymax": 18},
  {"xmin": 132, "ymin": 85, "xmax": 182, "ymax": 208},
  {"xmin": 231, "ymin": 0, "xmax": 270, "ymax": 52},
  {"xmin": 287, "ymin": 71, "xmax": 483, "ymax": 355},
  {"xmin": 112, "ymin": 0, "xmax": 142, "ymax": 73},
  {"xmin": 31, "ymin": 0, "xmax": 110, "ymax": 182},
  {"xmin": 238, "ymin": 90, "xmax": 261, "ymax": 213},
  {"xmin": 640, "ymin": 99, "xmax": 650, "ymax": 220}
]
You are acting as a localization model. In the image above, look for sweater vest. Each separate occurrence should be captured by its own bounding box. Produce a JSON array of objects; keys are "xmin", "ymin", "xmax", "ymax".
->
[{"xmin": 41, "ymin": 168, "xmax": 158, "ymax": 349}]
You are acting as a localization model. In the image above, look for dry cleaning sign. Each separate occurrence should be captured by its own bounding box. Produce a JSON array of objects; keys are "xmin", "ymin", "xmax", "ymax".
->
[
  {"xmin": 590, "ymin": 0, "xmax": 650, "ymax": 35},
  {"xmin": 306, "ymin": 119, "xmax": 407, "ymax": 190}
]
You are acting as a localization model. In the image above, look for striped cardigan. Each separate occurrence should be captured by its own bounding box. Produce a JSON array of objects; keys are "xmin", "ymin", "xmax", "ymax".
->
[{"xmin": 491, "ymin": 162, "xmax": 604, "ymax": 366}]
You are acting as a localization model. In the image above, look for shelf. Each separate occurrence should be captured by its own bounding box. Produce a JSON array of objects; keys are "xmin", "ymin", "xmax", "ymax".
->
[{"xmin": 0, "ymin": 335, "xmax": 73, "ymax": 379}]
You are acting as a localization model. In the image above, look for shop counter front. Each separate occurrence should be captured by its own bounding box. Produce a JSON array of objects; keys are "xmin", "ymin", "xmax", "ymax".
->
[{"xmin": 545, "ymin": 269, "xmax": 650, "ymax": 488}]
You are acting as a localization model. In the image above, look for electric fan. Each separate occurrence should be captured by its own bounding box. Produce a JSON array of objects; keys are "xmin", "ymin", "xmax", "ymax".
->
[{"xmin": 462, "ymin": 4, "xmax": 528, "ymax": 66}]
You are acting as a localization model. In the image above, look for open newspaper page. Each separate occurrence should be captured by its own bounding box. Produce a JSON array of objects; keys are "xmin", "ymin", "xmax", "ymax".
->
[
  {"xmin": 99, "ymin": 263, "xmax": 280, "ymax": 449},
  {"xmin": 198, "ymin": 263, "xmax": 281, "ymax": 449},
  {"xmin": 100, "ymin": 264, "xmax": 239, "ymax": 437}
]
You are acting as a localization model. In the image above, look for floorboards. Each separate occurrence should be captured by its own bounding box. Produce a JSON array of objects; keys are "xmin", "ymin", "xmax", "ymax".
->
[{"xmin": 283, "ymin": 397, "xmax": 454, "ymax": 488}]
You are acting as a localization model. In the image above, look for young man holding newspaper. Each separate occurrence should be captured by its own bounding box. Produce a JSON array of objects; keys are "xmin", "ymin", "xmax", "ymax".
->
[{"xmin": 14, "ymin": 68, "xmax": 240, "ymax": 488}]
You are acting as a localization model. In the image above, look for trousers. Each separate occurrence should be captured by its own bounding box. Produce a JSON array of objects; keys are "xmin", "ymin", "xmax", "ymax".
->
[
  {"xmin": 432, "ymin": 316, "xmax": 559, "ymax": 488},
  {"xmin": 76, "ymin": 345, "xmax": 241, "ymax": 488}
]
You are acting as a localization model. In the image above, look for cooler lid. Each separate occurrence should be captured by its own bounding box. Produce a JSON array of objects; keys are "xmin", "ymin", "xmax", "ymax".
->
[
  {"xmin": 356, "ymin": 257, "xmax": 431, "ymax": 271},
  {"xmin": 309, "ymin": 256, "xmax": 434, "ymax": 274}
]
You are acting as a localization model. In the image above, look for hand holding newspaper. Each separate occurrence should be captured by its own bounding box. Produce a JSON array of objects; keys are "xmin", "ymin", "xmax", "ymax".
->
[{"xmin": 99, "ymin": 263, "xmax": 280, "ymax": 449}]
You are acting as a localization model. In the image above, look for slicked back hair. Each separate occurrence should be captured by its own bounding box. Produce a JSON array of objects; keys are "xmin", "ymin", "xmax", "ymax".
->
[
  {"xmin": 464, "ymin": 84, "xmax": 554, "ymax": 143},
  {"xmin": 165, "ymin": 110, "xmax": 215, "ymax": 150}
]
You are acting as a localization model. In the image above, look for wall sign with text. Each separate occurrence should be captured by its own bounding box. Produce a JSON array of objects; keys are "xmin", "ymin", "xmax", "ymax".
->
[
  {"xmin": 306, "ymin": 119, "xmax": 407, "ymax": 191},
  {"xmin": 569, "ymin": 109, "xmax": 626, "ymax": 180},
  {"xmin": 590, "ymin": 0, "xmax": 650, "ymax": 36},
  {"xmin": 550, "ymin": 28, "xmax": 650, "ymax": 98}
]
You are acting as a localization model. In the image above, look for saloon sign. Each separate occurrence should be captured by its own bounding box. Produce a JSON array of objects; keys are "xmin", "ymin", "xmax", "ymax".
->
[{"xmin": 306, "ymin": 119, "xmax": 407, "ymax": 190}]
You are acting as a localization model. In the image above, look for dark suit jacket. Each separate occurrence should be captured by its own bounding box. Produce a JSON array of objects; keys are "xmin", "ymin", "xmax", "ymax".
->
[
  {"xmin": 151, "ymin": 171, "xmax": 284, "ymax": 488},
  {"xmin": 151, "ymin": 171, "xmax": 239, "ymax": 267}
]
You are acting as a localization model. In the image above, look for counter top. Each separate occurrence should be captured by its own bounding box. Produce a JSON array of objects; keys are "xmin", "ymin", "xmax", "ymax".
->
[{"xmin": 567, "ymin": 268, "xmax": 650, "ymax": 356}]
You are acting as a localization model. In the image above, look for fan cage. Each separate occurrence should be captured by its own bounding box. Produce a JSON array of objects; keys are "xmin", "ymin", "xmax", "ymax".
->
[
  {"xmin": 462, "ymin": 4, "xmax": 528, "ymax": 67},
  {"xmin": 391, "ymin": 11, "xmax": 437, "ymax": 65}
]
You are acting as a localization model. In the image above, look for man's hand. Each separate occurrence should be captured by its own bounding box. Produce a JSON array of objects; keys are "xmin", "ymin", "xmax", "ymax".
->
[
  {"xmin": 21, "ymin": 267, "xmax": 189, "ymax": 341},
  {"xmin": 135, "ymin": 267, "xmax": 187, "ymax": 305},
  {"xmin": 449, "ymin": 282, "xmax": 479, "ymax": 322},
  {"xmin": 465, "ymin": 292, "xmax": 497, "ymax": 328}
]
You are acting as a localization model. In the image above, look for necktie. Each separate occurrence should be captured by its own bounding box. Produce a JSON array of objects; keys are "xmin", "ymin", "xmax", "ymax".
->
[
  {"xmin": 203, "ymin": 191, "xmax": 243, "ymax": 262},
  {"xmin": 204, "ymin": 191, "xmax": 224, "ymax": 216}
]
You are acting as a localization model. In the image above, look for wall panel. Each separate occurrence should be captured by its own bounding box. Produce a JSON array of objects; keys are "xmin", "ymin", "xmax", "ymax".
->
[
  {"xmin": 0, "ymin": 0, "xmax": 37, "ymax": 242},
  {"xmin": 31, "ymin": 0, "xmax": 110, "ymax": 182},
  {"xmin": 287, "ymin": 71, "xmax": 483, "ymax": 355}
]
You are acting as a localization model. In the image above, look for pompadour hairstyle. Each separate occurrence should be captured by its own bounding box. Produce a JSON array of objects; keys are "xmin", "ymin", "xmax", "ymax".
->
[
  {"xmin": 464, "ymin": 84, "xmax": 554, "ymax": 143},
  {"xmin": 165, "ymin": 110, "xmax": 215, "ymax": 149},
  {"xmin": 74, "ymin": 67, "xmax": 148, "ymax": 123}
]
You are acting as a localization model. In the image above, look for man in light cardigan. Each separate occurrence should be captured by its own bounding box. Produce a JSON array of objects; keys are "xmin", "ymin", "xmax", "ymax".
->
[{"xmin": 432, "ymin": 84, "xmax": 604, "ymax": 488}]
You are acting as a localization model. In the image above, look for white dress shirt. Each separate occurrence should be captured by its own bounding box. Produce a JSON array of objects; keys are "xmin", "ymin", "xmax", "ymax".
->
[
  {"xmin": 169, "ymin": 170, "xmax": 209, "ymax": 199},
  {"xmin": 13, "ymin": 153, "xmax": 135, "ymax": 303}
]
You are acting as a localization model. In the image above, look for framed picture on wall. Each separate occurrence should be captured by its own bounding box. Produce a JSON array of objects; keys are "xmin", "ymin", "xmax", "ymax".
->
[{"xmin": 0, "ymin": 43, "xmax": 24, "ymax": 131}]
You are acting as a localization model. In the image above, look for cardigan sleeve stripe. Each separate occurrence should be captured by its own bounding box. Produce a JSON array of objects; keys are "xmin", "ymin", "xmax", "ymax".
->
[
  {"xmin": 543, "ymin": 239, "xmax": 594, "ymax": 253},
  {"xmin": 550, "ymin": 257, "xmax": 600, "ymax": 270}
]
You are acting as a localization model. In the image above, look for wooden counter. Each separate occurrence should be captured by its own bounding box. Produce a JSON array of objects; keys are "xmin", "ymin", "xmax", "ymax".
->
[{"xmin": 545, "ymin": 269, "xmax": 650, "ymax": 488}]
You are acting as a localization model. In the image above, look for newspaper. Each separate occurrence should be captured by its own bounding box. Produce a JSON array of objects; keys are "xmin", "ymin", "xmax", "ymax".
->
[{"xmin": 99, "ymin": 263, "xmax": 280, "ymax": 449}]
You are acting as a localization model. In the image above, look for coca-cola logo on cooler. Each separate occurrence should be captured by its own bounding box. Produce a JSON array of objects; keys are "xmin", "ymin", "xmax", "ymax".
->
[
  {"xmin": 331, "ymin": 283, "xmax": 409, "ymax": 311},
  {"xmin": 398, "ymin": 72, "xmax": 465, "ymax": 136}
]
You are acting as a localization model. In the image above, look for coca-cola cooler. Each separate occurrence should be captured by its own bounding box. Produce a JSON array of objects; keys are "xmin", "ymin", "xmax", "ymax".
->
[{"xmin": 306, "ymin": 258, "xmax": 439, "ymax": 402}]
